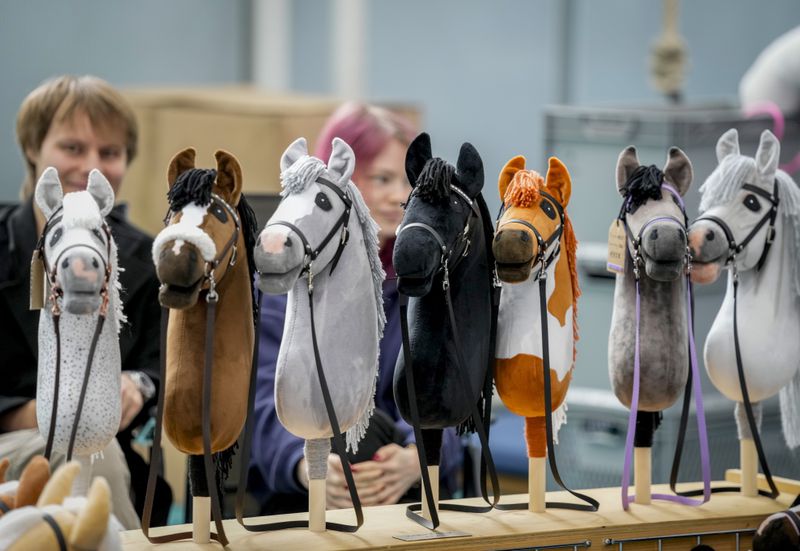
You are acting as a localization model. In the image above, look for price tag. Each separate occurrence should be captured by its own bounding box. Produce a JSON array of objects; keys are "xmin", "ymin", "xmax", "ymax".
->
[
  {"xmin": 607, "ymin": 219, "xmax": 627, "ymax": 274},
  {"xmin": 30, "ymin": 250, "xmax": 45, "ymax": 310}
]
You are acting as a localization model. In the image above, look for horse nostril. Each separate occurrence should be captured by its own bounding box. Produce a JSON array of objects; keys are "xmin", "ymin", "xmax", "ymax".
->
[
  {"xmin": 189, "ymin": 250, "xmax": 198, "ymax": 263},
  {"xmin": 494, "ymin": 232, "xmax": 502, "ymax": 242},
  {"xmin": 255, "ymin": 235, "xmax": 262, "ymax": 248},
  {"xmin": 62, "ymin": 259, "xmax": 69, "ymax": 269},
  {"xmin": 649, "ymin": 228, "xmax": 658, "ymax": 240},
  {"xmin": 285, "ymin": 237, "xmax": 292, "ymax": 247},
  {"xmin": 520, "ymin": 231, "xmax": 530, "ymax": 243},
  {"xmin": 92, "ymin": 258, "xmax": 99, "ymax": 269},
  {"xmin": 706, "ymin": 230, "xmax": 715, "ymax": 241}
]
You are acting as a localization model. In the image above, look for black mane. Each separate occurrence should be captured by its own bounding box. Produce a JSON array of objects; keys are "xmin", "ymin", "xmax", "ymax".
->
[
  {"xmin": 237, "ymin": 193, "xmax": 260, "ymax": 326},
  {"xmin": 414, "ymin": 158, "xmax": 455, "ymax": 204},
  {"xmin": 167, "ymin": 168, "xmax": 215, "ymax": 211},
  {"xmin": 623, "ymin": 164, "xmax": 664, "ymax": 213}
]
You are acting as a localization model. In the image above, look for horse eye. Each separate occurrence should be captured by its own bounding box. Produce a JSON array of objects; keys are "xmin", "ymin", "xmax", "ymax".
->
[
  {"xmin": 211, "ymin": 204, "xmax": 228, "ymax": 223},
  {"xmin": 540, "ymin": 200, "xmax": 556, "ymax": 220},
  {"xmin": 315, "ymin": 192, "xmax": 332, "ymax": 211},
  {"xmin": 49, "ymin": 227, "xmax": 63, "ymax": 247},
  {"xmin": 743, "ymin": 194, "xmax": 761, "ymax": 212},
  {"xmin": 91, "ymin": 228, "xmax": 104, "ymax": 242}
]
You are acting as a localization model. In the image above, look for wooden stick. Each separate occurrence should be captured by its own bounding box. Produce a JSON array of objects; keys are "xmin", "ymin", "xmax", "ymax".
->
[
  {"xmin": 529, "ymin": 456, "xmax": 546, "ymax": 512},
  {"xmin": 308, "ymin": 478, "xmax": 326, "ymax": 532},
  {"xmin": 192, "ymin": 496, "xmax": 210, "ymax": 543},
  {"xmin": 634, "ymin": 447, "xmax": 652, "ymax": 505},
  {"xmin": 740, "ymin": 438, "xmax": 758, "ymax": 497},
  {"xmin": 422, "ymin": 465, "xmax": 439, "ymax": 522}
]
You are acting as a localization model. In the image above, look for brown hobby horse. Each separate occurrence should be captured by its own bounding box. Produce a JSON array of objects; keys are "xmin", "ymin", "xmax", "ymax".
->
[{"xmin": 144, "ymin": 148, "xmax": 258, "ymax": 545}]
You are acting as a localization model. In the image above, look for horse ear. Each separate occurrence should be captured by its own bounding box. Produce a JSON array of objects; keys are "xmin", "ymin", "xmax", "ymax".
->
[
  {"xmin": 327, "ymin": 138, "xmax": 355, "ymax": 187},
  {"xmin": 405, "ymin": 132, "xmax": 432, "ymax": 188},
  {"xmin": 663, "ymin": 147, "xmax": 693, "ymax": 196},
  {"xmin": 499, "ymin": 156, "xmax": 526, "ymax": 203},
  {"xmin": 716, "ymin": 128, "xmax": 740, "ymax": 163},
  {"xmin": 215, "ymin": 150, "xmax": 243, "ymax": 206},
  {"xmin": 545, "ymin": 157, "xmax": 572, "ymax": 206},
  {"xmin": 87, "ymin": 170, "xmax": 115, "ymax": 217},
  {"xmin": 616, "ymin": 146, "xmax": 639, "ymax": 197},
  {"xmin": 34, "ymin": 167, "xmax": 64, "ymax": 219},
  {"xmin": 167, "ymin": 148, "xmax": 196, "ymax": 190},
  {"xmin": 755, "ymin": 130, "xmax": 780, "ymax": 180},
  {"xmin": 456, "ymin": 142, "xmax": 484, "ymax": 198},
  {"xmin": 280, "ymin": 137, "xmax": 308, "ymax": 172},
  {"xmin": 70, "ymin": 477, "xmax": 111, "ymax": 550},
  {"xmin": 37, "ymin": 461, "xmax": 80, "ymax": 507}
]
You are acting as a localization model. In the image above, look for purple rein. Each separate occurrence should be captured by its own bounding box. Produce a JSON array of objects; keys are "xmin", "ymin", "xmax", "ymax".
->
[{"xmin": 619, "ymin": 183, "xmax": 712, "ymax": 509}]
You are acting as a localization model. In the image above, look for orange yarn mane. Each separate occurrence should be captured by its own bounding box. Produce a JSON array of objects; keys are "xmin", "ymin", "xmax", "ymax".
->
[{"xmin": 503, "ymin": 169, "xmax": 580, "ymax": 360}]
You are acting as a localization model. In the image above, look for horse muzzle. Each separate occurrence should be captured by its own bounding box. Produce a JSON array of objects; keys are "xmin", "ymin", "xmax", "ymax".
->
[
  {"xmin": 58, "ymin": 251, "xmax": 105, "ymax": 315},
  {"xmin": 394, "ymin": 235, "xmax": 442, "ymax": 297},
  {"xmin": 688, "ymin": 221, "xmax": 728, "ymax": 284},
  {"xmin": 155, "ymin": 240, "xmax": 205, "ymax": 309},
  {"xmin": 493, "ymin": 228, "xmax": 535, "ymax": 283},
  {"xmin": 639, "ymin": 222, "xmax": 687, "ymax": 282},
  {"xmin": 254, "ymin": 230, "xmax": 305, "ymax": 295}
]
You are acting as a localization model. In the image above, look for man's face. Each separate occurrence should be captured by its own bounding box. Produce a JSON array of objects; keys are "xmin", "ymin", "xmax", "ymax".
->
[{"xmin": 30, "ymin": 109, "xmax": 128, "ymax": 196}]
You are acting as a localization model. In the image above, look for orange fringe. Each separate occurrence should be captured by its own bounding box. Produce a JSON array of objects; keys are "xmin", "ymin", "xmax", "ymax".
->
[{"xmin": 504, "ymin": 170, "xmax": 543, "ymax": 208}]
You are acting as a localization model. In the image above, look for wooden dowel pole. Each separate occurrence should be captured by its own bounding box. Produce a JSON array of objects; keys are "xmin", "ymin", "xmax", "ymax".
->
[
  {"xmin": 192, "ymin": 496, "xmax": 210, "ymax": 543},
  {"xmin": 529, "ymin": 456, "xmax": 546, "ymax": 512},
  {"xmin": 634, "ymin": 447, "xmax": 652, "ymax": 505},
  {"xmin": 308, "ymin": 478, "xmax": 326, "ymax": 532},
  {"xmin": 422, "ymin": 465, "xmax": 439, "ymax": 522},
  {"xmin": 740, "ymin": 438, "xmax": 758, "ymax": 497}
]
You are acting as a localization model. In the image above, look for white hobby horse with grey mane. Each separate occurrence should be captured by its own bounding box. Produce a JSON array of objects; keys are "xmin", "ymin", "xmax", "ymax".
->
[
  {"xmin": 689, "ymin": 129, "xmax": 800, "ymax": 494},
  {"xmin": 254, "ymin": 137, "xmax": 384, "ymax": 530}
]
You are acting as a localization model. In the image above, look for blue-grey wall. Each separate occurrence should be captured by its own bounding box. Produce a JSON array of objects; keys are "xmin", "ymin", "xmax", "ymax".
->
[{"xmin": 0, "ymin": 0, "xmax": 251, "ymax": 201}]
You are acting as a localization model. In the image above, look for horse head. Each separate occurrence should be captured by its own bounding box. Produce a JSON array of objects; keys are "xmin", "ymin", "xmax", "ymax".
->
[
  {"xmin": 494, "ymin": 156, "xmax": 571, "ymax": 283},
  {"xmin": 394, "ymin": 132, "xmax": 484, "ymax": 296},
  {"xmin": 34, "ymin": 168, "xmax": 114, "ymax": 316},
  {"xmin": 255, "ymin": 137, "xmax": 356, "ymax": 294},
  {"xmin": 153, "ymin": 148, "xmax": 243, "ymax": 309},
  {"xmin": 616, "ymin": 145, "xmax": 693, "ymax": 282},
  {"xmin": 689, "ymin": 129, "xmax": 782, "ymax": 284}
]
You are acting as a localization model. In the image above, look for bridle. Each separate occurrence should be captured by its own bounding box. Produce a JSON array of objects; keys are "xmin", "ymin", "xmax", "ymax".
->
[
  {"xmin": 396, "ymin": 184, "xmax": 503, "ymax": 529},
  {"xmin": 263, "ymin": 176, "xmax": 352, "ymax": 287},
  {"xmin": 396, "ymin": 184, "xmax": 479, "ymax": 290},
  {"xmin": 495, "ymin": 189, "xmax": 565, "ymax": 280},
  {"xmin": 616, "ymin": 181, "xmax": 713, "ymax": 509},
  {"xmin": 493, "ymin": 190, "xmax": 599, "ymax": 513},
  {"xmin": 693, "ymin": 179, "xmax": 780, "ymax": 275},
  {"xmin": 678, "ymin": 179, "xmax": 783, "ymax": 502},
  {"xmin": 33, "ymin": 206, "xmax": 113, "ymax": 463},
  {"xmin": 161, "ymin": 192, "xmax": 242, "ymax": 302},
  {"xmin": 619, "ymin": 182, "xmax": 691, "ymax": 281}
]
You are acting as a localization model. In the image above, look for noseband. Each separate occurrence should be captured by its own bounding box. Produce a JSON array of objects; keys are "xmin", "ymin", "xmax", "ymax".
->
[
  {"xmin": 163, "ymin": 192, "xmax": 242, "ymax": 302},
  {"xmin": 495, "ymin": 189, "xmax": 565, "ymax": 280},
  {"xmin": 264, "ymin": 177, "xmax": 352, "ymax": 290},
  {"xmin": 693, "ymin": 179, "xmax": 780, "ymax": 274},
  {"xmin": 396, "ymin": 184, "xmax": 480, "ymax": 290},
  {"xmin": 32, "ymin": 206, "xmax": 115, "ymax": 463}
]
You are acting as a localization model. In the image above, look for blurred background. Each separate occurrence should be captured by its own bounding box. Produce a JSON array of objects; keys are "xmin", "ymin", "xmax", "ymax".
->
[{"xmin": 2, "ymin": 0, "xmax": 799, "ymax": 515}]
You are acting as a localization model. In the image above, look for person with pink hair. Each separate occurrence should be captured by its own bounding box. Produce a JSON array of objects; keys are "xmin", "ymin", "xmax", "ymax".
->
[{"xmin": 248, "ymin": 103, "xmax": 464, "ymax": 514}]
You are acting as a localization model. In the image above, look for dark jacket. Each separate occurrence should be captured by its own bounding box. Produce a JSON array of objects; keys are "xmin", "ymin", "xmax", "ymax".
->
[
  {"xmin": 248, "ymin": 240, "xmax": 462, "ymax": 514},
  {"xmin": 0, "ymin": 199, "xmax": 161, "ymax": 431}
]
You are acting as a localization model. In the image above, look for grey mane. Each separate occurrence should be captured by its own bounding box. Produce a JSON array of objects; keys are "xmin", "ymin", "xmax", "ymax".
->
[{"xmin": 700, "ymin": 155, "xmax": 800, "ymax": 297}]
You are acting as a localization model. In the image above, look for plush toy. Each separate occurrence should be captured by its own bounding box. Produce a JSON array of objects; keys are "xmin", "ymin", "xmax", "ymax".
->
[
  {"xmin": 0, "ymin": 456, "xmax": 50, "ymax": 516},
  {"xmin": 0, "ymin": 461, "xmax": 122, "ymax": 550}
]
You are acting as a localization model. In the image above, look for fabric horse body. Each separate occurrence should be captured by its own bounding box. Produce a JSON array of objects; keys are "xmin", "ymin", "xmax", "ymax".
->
[
  {"xmin": 34, "ymin": 168, "xmax": 122, "ymax": 471},
  {"xmin": 255, "ymin": 137, "xmax": 383, "ymax": 454},
  {"xmin": 689, "ymin": 129, "xmax": 800, "ymax": 449},
  {"xmin": 608, "ymin": 147, "xmax": 694, "ymax": 414},
  {"xmin": 493, "ymin": 157, "xmax": 578, "ymax": 460},
  {"xmin": 152, "ymin": 149, "xmax": 256, "ymax": 456},
  {"xmin": 393, "ymin": 133, "xmax": 495, "ymax": 478}
]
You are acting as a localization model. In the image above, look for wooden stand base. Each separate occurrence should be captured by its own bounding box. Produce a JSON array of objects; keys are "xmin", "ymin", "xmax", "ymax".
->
[{"xmin": 124, "ymin": 474, "xmax": 795, "ymax": 550}]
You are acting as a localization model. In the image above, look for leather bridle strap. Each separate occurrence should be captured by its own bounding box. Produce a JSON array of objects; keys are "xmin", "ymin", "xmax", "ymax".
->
[{"xmin": 42, "ymin": 512, "xmax": 68, "ymax": 551}]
